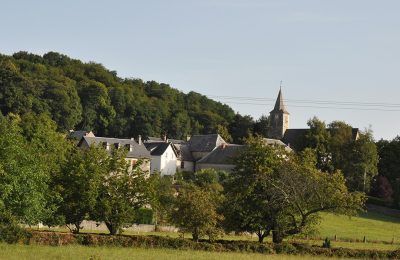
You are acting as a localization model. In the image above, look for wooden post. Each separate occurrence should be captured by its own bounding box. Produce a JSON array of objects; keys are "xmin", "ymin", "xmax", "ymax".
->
[
  {"xmin": 334, "ymin": 234, "xmax": 337, "ymax": 241},
  {"xmin": 363, "ymin": 236, "xmax": 366, "ymax": 243}
]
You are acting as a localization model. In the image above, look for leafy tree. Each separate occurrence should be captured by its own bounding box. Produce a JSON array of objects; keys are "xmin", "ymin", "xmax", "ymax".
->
[
  {"xmin": 58, "ymin": 145, "xmax": 108, "ymax": 233},
  {"xmin": 147, "ymin": 173, "xmax": 175, "ymax": 228},
  {"xmin": 224, "ymin": 136, "xmax": 365, "ymax": 243},
  {"xmin": 171, "ymin": 183, "xmax": 224, "ymax": 242},
  {"xmin": 93, "ymin": 148, "xmax": 149, "ymax": 235},
  {"xmin": 0, "ymin": 114, "xmax": 53, "ymax": 224},
  {"xmin": 229, "ymin": 114, "xmax": 254, "ymax": 144},
  {"xmin": 305, "ymin": 117, "xmax": 333, "ymax": 172},
  {"xmin": 253, "ymin": 115, "xmax": 270, "ymax": 137}
]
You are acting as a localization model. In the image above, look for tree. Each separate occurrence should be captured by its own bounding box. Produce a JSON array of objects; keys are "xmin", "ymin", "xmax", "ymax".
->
[
  {"xmin": 224, "ymin": 136, "xmax": 365, "ymax": 243},
  {"xmin": 171, "ymin": 183, "xmax": 224, "ymax": 242},
  {"xmin": 93, "ymin": 148, "xmax": 149, "ymax": 235},
  {"xmin": 58, "ymin": 145, "xmax": 108, "ymax": 233},
  {"xmin": 147, "ymin": 173, "xmax": 175, "ymax": 228},
  {"xmin": 305, "ymin": 117, "xmax": 333, "ymax": 172},
  {"xmin": 253, "ymin": 115, "xmax": 270, "ymax": 137},
  {"xmin": 0, "ymin": 114, "xmax": 53, "ymax": 225}
]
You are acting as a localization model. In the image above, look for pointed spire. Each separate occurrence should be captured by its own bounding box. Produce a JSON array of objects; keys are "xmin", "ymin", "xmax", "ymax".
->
[{"xmin": 272, "ymin": 88, "xmax": 289, "ymax": 114}]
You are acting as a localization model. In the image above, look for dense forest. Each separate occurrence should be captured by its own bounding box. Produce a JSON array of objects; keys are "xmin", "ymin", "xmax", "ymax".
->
[{"xmin": 0, "ymin": 51, "xmax": 265, "ymax": 142}]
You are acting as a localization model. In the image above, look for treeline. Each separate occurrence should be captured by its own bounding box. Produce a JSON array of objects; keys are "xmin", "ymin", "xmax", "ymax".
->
[{"xmin": 0, "ymin": 51, "xmax": 266, "ymax": 142}]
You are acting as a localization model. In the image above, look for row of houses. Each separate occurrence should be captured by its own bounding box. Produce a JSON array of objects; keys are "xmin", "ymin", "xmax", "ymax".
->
[
  {"xmin": 70, "ymin": 130, "xmax": 291, "ymax": 176},
  {"xmin": 70, "ymin": 89, "xmax": 359, "ymax": 176}
]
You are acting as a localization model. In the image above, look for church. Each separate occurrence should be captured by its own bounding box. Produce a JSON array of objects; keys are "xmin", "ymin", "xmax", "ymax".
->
[{"xmin": 268, "ymin": 89, "xmax": 360, "ymax": 150}]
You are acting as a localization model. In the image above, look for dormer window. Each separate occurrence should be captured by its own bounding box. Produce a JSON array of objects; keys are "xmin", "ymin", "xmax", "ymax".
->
[{"xmin": 102, "ymin": 142, "xmax": 110, "ymax": 150}]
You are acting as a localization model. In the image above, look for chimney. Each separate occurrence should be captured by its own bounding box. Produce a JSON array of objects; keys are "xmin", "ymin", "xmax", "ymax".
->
[{"xmin": 138, "ymin": 135, "xmax": 142, "ymax": 145}]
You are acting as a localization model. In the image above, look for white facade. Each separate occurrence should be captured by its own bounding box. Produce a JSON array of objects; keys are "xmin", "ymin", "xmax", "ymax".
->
[{"xmin": 150, "ymin": 145, "xmax": 178, "ymax": 176}]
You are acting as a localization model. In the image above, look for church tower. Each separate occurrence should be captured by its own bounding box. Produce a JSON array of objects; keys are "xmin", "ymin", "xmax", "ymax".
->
[{"xmin": 268, "ymin": 88, "xmax": 290, "ymax": 139}]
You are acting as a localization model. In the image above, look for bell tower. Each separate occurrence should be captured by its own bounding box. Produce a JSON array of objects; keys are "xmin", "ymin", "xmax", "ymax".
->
[{"xmin": 268, "ymin": 87, "xmax": 290, "ymax": 139}]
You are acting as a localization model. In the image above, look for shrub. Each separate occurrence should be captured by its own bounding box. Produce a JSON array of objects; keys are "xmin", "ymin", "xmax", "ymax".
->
[
  {"xmin": 322, "ymin": 237, "xmax": 331, "ymax": 248},
  {"xmin": 0, "ymin": 211, "xmax": 31, "ymax": 244},
  {"xmin": 273, "ymin": 242, "xmax": 297, "ymax": 254}
]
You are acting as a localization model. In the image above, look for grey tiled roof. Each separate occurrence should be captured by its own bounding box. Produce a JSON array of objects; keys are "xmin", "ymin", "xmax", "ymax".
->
[
  {"xmin": 80, "ymin": 136, "xmax": 150, "ymax": 159},
  {"xmin": 270, "ymin": 89, "xmax": 289, "ymax": 114},
  {"xmin": 174, "ymin": 144, "xmax": 194, "ymax": 161},
  {"xmin": 197, "ymin": 144, "xmax": 245, "ymax": 165},
  {"xmin": 263, "ymin": 138, "xmax": 292, "ymax": 152},
  {"xmin": 188, "ymin": 134, "xmax": 226, "ymax": 152},
  {"xmin": 144, "ymin": 142, "xmax": 178, "ymax": 156}
]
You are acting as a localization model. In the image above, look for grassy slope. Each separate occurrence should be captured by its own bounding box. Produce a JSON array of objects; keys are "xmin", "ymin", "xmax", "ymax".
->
[
  {"xmin": 318, "ymin": 211, "xmax": 400, "ymax": 242},
  {"xmin": 0, "ymin": 244, "xmax": 343, "ymax": 260}
]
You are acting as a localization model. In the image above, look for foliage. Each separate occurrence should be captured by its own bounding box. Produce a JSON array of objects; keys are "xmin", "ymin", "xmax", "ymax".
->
[
  {"xmin": 224, "ymin": 136, "xmax": 365, "ymax": 243},
  {"xmin": 376, "ymin": 136, "xmax": 400, "ymax": 208},
  {"xmin": 171, "ymin": 183, "xmax": 224, "ymax": 242},
  {"xmin": 304, "ymin": 118, "xmax": 379, "ymax": 192},
  {"xmin": 92, "ymin": 149, "xmax": 150, "ymax": 235},
  {"xmin": 0, "ymin": 114, "xmax": 63, "ymax": 225},
  {"xmin": 0, "ymin": 51, "xmax": 259, "ymax": 141},
  {"xmin": 0, "ymin": 207, "xmax": 31, "ymax": 244},
  {"xmin": 147, "ymin": 173, "xmax": 175, "ymax": 227},
  {"xmin": 57, "ymin": 145, "xmax": 109, "ymax": 233}
]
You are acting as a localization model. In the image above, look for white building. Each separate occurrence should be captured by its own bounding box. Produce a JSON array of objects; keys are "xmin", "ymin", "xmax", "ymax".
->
[{"xmin": 144, "ymin": 142, "xmax": 179, "ymax": 176}]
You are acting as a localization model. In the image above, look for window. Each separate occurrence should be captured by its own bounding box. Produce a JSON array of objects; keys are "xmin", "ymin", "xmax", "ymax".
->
[{"xmin": 180, "ymin": 161, "xmax": 184, "ymax": 169}]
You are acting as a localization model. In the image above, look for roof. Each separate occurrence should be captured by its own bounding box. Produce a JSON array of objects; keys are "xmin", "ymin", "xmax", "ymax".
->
[
  {"xmin": 146, "ymin": 137, "xmax": 186, "ymax": 145},
  {"xmin": 263, "ymin": 138, "xmax": 293, "ymax": 152},
  {"xmin": 79, "ymin": 136, "xmax": 151, "ymax": 159},
  {"xmin": 197, "ymin": 144, "xmax": 245, "ymax": 165},
  {"xmin": 270, "ymin": 88, "xmax": 289, "ymax": 114},
  {"xmin": 144, "ymin": 142, "xmax": 178, "ymax": 156},
  {"xmin": 281, "ymin": 128, "xmax": 360, "ymax": 151},
  {"xmin": 68, "ymin": 130, "xmax": 95, "ymax": 140},
  {"xmin": 188, "ymin": 134, "xmax": 226, "ymax": 152},
  {"xmin": 174, "ymin": 144, "xmax": 194, "ymax": 161}
]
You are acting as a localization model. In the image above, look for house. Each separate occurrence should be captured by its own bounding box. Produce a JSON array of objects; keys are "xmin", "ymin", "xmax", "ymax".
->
[
  {"xmin": 186, "ymin": 134, "xmax": 227, "ymax": 161},
  {"xmin": 78, "ymin": 135, "xmax": 151, "ymax": 172},
  {"xmin": 268, "ymin": 88, "xmax": 359, "ymax": 151},
  {"xmin": 144, "ymin": 141, "xmax": 179, "ymax": 176},
  {"xmin": 196, "ymin": 144, "xmax": 244, "ymax": 172}
]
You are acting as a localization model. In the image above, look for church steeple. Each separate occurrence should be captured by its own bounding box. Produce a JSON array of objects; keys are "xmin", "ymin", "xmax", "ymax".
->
[
  {"xmin": 268, "ymin": 87, "xmax": 290, "ymax": 139},
  {"xmin": 271, "ymin": 87, "xmax": 289, "ymax": 114}
]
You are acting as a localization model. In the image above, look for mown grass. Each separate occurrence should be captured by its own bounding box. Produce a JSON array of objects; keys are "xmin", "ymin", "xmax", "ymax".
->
[
  {"xmin": 317, "ymin": 211, "xmax": 400, "ymax": 242},
  {"xmin": 0, "ymin": 244, "xmax": 348, "ymax": 260}
]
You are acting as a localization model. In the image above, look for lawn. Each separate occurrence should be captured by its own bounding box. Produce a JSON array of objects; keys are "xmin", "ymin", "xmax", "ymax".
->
[
  {"xmin": 317, "ymin": 211, "xmax": 400, "ymax": 243},
  {"xmin": 0, "ymin": 244, "xmax": 347, "ymax": 260}
]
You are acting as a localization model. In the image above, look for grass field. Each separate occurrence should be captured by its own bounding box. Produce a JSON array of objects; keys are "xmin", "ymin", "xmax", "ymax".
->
[
  {"xmin": 317, "ymin": 211, "xmax": 400, "ymax": 242},
  {"xmin": 0, "ymin": 244, "xmax": 348, "ymax": 260}
]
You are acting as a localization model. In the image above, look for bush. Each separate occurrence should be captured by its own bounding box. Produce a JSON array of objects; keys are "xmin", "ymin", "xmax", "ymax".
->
[
  {"xmin": 0, "ymin": 211, "xmax": 31, "ymax": 244},
  {"xmin": 273, "ymin": 242, "xmax": 297, "ymax": 254},
  {"xmin": 322, "ymin": 237, "xmax": 331, "ymax": 248}
]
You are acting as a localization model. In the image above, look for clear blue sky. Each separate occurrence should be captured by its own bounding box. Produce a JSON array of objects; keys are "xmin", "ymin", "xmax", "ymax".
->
[{"xmin": 2, "ymin": 0, "xmax": 400, "ymax": 140}]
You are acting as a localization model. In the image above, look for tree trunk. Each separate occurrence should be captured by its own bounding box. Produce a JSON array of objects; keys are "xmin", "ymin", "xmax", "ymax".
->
[
  {"xmin": 192, "ymin": 232, "xmax": 199, "ymax": 242},
  {"xmin": 105, "ymin": 222, "xmax": 118, "ymax": 235},
  {"xmin": 257, "ymin": 234, "xmax": 265, "ymax": 243},
  {"xmin": 272, "ymin": 230, "xmax": 283, "ymax": 244},
  {"xmin": 74, "ymin": 221, "xmax": 82, "ymax": 234}
]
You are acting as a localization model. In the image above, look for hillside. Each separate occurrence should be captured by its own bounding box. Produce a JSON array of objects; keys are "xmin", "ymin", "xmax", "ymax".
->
[{"xmin": 0, "ymin": 51, "xmax": 256, "ymax": 141}]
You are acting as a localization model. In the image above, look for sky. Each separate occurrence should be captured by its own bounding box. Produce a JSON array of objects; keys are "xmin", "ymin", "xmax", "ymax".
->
[{"xmin": 1, "ymin": 0, "xmax": 400, "ymax": 140}]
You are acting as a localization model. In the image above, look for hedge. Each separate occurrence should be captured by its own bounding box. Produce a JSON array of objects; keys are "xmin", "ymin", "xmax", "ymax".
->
[{"xmin": 16, "ymin": 231, "xmax": 400, "ymax": 259}]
